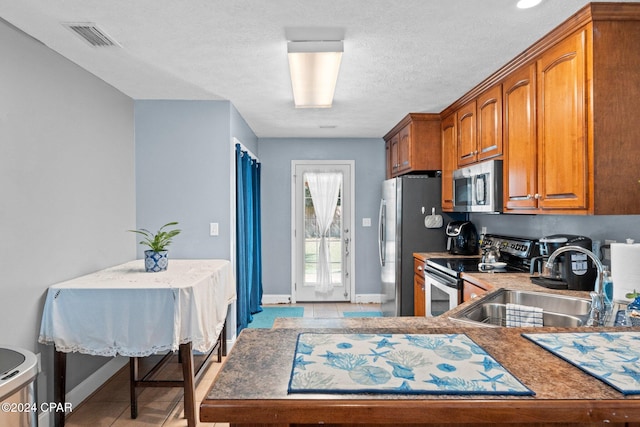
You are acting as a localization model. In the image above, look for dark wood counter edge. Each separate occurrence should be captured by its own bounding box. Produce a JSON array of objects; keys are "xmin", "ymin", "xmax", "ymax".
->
[{"xmin": 200, "ymin": 398, "xmax": 640, "ymax": 424}]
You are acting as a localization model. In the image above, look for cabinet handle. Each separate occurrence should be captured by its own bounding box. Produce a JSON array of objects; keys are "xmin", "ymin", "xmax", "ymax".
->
[
  {"xmin": 534, "ymin": 193, "xmax": 541, "ymax": 200},
  {"xmin": 526, "ymin": 194, "xmax": 533, "ymax": 200},
  {"xmin": 421, "ymin": 285, "xmax": 425, "ymax": 291},
  {"xmin": 470, "ymin": 293, "xmax": 478, "ymax": 299},
  {"xmin": 417, "ymin": 266, "xmax": 423, "ymax": 271}
]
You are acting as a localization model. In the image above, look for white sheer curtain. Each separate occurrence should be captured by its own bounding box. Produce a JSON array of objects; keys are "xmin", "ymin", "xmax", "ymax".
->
[{"xmin": 306, "ymin": 172, "xmax": 342, "ymax": 293}]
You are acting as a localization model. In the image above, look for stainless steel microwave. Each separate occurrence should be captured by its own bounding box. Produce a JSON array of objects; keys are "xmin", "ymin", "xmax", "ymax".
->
[{"xmin": 452, "ymin": 159, "xmax": 503, "ymax": 213}]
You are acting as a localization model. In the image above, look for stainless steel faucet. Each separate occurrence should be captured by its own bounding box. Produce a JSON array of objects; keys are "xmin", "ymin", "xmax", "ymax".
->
[{"xmin": 545, "ymin": 245, "xmax": 605, "ymax": 326}]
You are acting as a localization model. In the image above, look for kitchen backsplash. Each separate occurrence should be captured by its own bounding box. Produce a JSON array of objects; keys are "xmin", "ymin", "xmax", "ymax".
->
[{"xmin": 470, "ymin": 213, "xmax": 640, "ymax": 259}]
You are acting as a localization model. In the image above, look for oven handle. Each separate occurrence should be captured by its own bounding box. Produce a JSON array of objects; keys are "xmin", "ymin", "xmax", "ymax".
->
[{"xmin": 424, "ymin": 267, "xmax": 459, "ymax": 289}]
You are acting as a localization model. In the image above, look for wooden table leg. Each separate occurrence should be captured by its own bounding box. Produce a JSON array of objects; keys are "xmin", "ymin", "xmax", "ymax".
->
[
  {"xmin": 180, "ymin": 342, "xmax": 196, "ymax": 427},
  {"xmin": 221, "ymin": 321, "xmax": 227, "ymax": 358},
  {"xmin": 54, "ymin": 350, "xmax": 66, "ymax": 427},
  {"xmin": 129, "ymin": 357, "xmax": 139, "ymax": 419}
]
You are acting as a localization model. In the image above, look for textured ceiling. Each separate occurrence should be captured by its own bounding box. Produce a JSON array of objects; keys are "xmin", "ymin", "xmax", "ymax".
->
[{"xmin": 0, "ymin": 0, "xmax": 635, "ymax": 138}]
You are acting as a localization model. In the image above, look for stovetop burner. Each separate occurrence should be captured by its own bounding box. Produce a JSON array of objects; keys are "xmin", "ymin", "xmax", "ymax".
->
[{"xmin": 426, "ymin": 257, "xmax": 521, "ymax": 276}]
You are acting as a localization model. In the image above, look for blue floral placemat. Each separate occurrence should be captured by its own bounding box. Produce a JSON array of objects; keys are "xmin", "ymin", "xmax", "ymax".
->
[
  {"xmin": 523, "ymin": 331, "xmax": 640, "ymax": 395},
  {"xmin": 288, "ymin": 333, "xmax": 533, "ymax": 396}
]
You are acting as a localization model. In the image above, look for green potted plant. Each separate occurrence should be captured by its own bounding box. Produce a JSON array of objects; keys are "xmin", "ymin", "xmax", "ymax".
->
[{"xmin": 129, "ymin": 221, "xmax": 181, "ymax": 272}]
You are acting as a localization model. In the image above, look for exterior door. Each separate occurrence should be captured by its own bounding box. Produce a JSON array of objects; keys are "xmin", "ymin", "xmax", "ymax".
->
[{"xmin": 292, "ymin": 162, "xmax": 353, "ymax": 302}]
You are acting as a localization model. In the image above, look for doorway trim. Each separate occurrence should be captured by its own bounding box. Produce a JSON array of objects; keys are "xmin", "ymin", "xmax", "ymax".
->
[{"xmin": 290, "ymin": 160, "xmax": 356, "ymax": 303}]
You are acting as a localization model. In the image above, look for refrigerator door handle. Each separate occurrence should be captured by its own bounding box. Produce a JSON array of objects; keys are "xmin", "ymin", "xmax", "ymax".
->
[{"xmin": 378, "ymin": 199, "xmax": 386, "ymax": 266}]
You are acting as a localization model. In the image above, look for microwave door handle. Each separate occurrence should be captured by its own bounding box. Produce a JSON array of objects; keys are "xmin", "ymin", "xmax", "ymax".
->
[{"xmin": 476, "ymin": 175, "xmax": 486, "ymax": 205}]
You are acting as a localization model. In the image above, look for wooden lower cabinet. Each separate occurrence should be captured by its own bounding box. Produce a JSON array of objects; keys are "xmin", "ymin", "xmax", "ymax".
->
[{"xmin": 463, "ymin": 280, "xmax": 490, "ymax": 303}]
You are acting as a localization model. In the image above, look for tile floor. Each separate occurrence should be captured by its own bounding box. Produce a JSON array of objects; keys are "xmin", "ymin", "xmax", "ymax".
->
[{"xmin": 64, "ymin": 302, "xmax": 381, "ymax": 426}]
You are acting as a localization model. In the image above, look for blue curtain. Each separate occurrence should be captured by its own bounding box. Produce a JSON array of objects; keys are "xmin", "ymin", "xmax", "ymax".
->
[{"xmin": 236, "ymin": 144, "xmax": 263, "ymax": 333}]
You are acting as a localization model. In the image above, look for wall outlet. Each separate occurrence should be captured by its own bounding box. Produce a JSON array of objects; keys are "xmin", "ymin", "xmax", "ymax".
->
[
  {"xmin": 210, "ymin": 222, "xmax": 219, "ymax": 236},
  {"xmin": 481, "ymin": 227, "xmax": 487, "ymax": 235},
  {"xmin": 362, "ymin": 218, "xmax": 371, "ymax": 227}
]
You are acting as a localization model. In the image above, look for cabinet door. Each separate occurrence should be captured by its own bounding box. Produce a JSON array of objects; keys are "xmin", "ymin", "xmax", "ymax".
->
[
  {"xmin": 385, "ymin": 140, "xmax": 392, "ymax": 179},
  {"xmin": 504, "ymin": 63, "xmax": 538, "ymax": 211},
  {"xmin": 414, "ymin": 274, "xmax": 426, "ymax": 316},
  {"xmin": 463, "ymin": 281, "xmax": 488, "ymax": 302},
  {"xmin": 397, "ymin": 125, "xmax": 411, "ymax": 173},
  {"xmin": 389, "ymin": 133, "xmax": 400, "ymax": 176},
  {"xmin": 477, "ymin": 85, "xmax": 503, "ymax": 161},
  {"xmin": 441, "ymin": 113, "xmax": 456, "ymax": 211},
  {"xmin": 456, "ymin": 100, "xmax": 477, "ymax": 166},
  {"xmin": 537, "ymin": 29, "xmax": 588, "ymax": 211}
]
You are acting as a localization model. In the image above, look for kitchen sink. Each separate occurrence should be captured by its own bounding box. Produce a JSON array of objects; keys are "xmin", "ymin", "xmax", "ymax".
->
[{"xmin": 449, "ymin": 289, "xmax": 592, "ymax": 328}]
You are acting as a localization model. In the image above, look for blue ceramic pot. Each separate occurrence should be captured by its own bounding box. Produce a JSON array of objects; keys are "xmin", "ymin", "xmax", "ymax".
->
[{"xmin": 144, "ymin": 250, "xmax": 169, "ymax": 272}]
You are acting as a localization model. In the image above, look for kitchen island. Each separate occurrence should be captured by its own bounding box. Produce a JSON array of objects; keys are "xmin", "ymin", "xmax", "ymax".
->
[{"xmin": 200, "ymin": 263, "xmax": 640, "ymax": 426}]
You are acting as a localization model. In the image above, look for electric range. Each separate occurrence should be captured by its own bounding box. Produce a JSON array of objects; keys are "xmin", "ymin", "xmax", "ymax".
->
[
  {"xmin": 423, "ymin": 234, "xmax": 540, "ymax": 317},
  {"xmin": 426, "ymin": 233, "xmax": 540, "ymax": 278}
]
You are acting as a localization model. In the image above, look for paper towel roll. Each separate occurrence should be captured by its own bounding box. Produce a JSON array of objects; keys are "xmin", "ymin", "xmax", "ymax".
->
[{"xmin": 611, "ymin": 243, "xmax": 640, "ymax": 301}]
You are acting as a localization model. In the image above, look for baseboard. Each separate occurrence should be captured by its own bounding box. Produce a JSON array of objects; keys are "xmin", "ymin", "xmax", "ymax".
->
[
  {"xmin": 262, "ymin": 294, "xmax": 292, "ymax": 304},
  {"xmin": 354, "ymin": 294, "xmax": 384, "ymax": 304},
  {"xmin": 262, "ymin": 293, "xmax": 384, "ymax": 304}
]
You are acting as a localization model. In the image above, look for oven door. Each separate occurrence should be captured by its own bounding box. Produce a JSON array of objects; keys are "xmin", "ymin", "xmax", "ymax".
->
[{"xmin": 425, "ymin": 268, "xmax": 461, "ymax": 317}]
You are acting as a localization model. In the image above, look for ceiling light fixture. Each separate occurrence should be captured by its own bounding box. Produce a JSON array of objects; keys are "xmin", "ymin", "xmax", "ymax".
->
[
  {"xmin": 287, "ymin": 40, "xmax": 343, "ymax": 108},
  {"xmin": 517, "ymin": 0, "xmax": 542, "ymax": 9}
]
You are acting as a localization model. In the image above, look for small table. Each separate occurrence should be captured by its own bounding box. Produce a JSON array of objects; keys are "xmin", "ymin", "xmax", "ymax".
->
[{"xmin": 39, "ymin": 259, "xmax": 236, "ymax": 427}]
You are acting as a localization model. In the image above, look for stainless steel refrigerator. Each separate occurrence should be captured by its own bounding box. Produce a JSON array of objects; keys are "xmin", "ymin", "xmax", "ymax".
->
[{"xmin": 378, "ymin": 175, "xmax": 461, "ymax": 316}]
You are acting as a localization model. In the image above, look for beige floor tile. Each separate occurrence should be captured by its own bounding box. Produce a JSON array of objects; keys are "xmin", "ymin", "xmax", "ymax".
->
[
  {"xmin": 65, "ymin": 401, "xmax": 129, "ymax": 426},
  {"xmin": 111, "ymin": 400, "xmax": 179, "ymax": 426}
]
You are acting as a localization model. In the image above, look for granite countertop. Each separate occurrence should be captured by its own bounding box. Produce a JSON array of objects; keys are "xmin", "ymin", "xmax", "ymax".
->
[
  {"xmin": 274, "ymin": 252, "xmax": 592, "ymax": 330},
  {"xmin": 201, "ymin": 326, "xmax": 640, "ymax": 425},
  {"xmin": 201, "ymin": 252, "xmax": 640, "ymax": 425}
]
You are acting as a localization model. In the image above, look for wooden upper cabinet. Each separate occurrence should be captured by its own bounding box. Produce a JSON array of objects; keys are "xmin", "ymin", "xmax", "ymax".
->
[
  {"xmin": 455, "ymin": 85, "xmax": 503, "ymax": 168},
  {"xmin": 456, "ymin": 100, "xmax": 477, "ymax": 166},
  {"xmin": 477, "ymin": 85, "xmax": 503, "ymax": 161},
  {"xmin": 389, "ymin": 133, "xmax": 400, "ymax": 177},
  {"xmin": 397, "ymin": 125, "xmax": 412, "ymax": 174},
  {"xmin": 383, "ymin": 113, "xmax": 442, "ymax": 177},
  {"xmin": 536, "ymin": 28, "xmax": 588, "ymax": 212},
  {"xmin": 504, "ymin": 29, "xmax": 588, "ymax": 214},
  {"xmin": 441, "ymin": 3, "xmax": 640, "ymax": 215},
  {"xmin": 385, "ymin": 140, "xmax": 392, "ymax": 179},
  {"xmin": 503, "ymin": 63, "xmax": 538, "ymax": 212},
  {"xmin": 441, "ymin": 113, "xmax": 456, "ymax": 211}
]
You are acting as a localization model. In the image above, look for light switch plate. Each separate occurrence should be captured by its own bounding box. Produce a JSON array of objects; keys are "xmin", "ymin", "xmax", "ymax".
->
[
  {"xmin": 362, "ymin": 218, "xmax": 371, "ymax": 227},
  {"xmin": 210, "ymin": 223, "xmax": 219, "ymax": 236}
]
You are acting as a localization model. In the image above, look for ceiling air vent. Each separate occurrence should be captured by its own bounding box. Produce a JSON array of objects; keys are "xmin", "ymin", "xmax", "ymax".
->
[{"xmin": 63, "ymin": 22, "xmax": 120, "ymax": 47}]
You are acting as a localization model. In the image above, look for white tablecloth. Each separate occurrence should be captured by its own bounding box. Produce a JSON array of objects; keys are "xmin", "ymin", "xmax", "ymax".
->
[{"xmin": 38, "ymin": 259, "xmax": 236, "ymax": 357}]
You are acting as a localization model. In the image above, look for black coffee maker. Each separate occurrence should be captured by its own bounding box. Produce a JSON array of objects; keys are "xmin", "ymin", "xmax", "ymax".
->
[
  {"xmin": 445, "ymin": 221, "xmax": 479, "ymax": 255},
  {"xmin": 530, "ymin": 234, "xmax": 597, "ymax": 291}
]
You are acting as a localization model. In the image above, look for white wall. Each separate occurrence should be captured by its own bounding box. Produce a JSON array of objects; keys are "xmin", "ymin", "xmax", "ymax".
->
[{"xmin": 0, "ymin": 17, "xmax": 135, "ymax": 403}]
